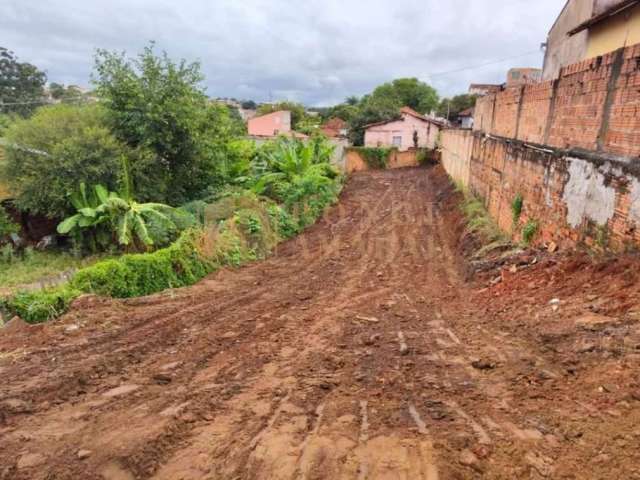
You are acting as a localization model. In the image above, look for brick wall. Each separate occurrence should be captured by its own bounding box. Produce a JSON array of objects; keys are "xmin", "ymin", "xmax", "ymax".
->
[
  {"xmin": 441, "ymin": 129, "xmax": 473, "ymax": 187},
  {"xmin": 344, "ymin": 148, "xmax": 420, "ymax": 173},
  {"xmin": 441, "ymin": 130, "xmax": 640, "ymax": 250},
  {"xmin": 474, "ymin": 42, "xmax": 640, "ymax": 158}
]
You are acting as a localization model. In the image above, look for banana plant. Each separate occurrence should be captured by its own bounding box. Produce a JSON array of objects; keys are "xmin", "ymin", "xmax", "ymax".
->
[
  {"xmin": 57, "ymin": 183, "xmax": 111, "ymax": 252},
  {"xmin": 58, "ymin": 184, "xmax": 181, "ymax": 252}
]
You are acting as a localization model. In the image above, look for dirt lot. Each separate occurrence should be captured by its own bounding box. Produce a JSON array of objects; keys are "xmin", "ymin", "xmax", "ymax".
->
[{"xmin": 1, "ymin": 166, "xmax": 640, "ymax": 479}]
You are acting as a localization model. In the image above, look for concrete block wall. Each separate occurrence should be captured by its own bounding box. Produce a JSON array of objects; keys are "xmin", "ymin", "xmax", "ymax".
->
[{"xmin": 474, "ymin": 41, "xmax": 640, "ymax": 158}]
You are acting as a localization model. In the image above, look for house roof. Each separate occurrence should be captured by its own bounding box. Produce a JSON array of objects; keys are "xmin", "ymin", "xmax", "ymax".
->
[
  {"xmin": 320, "ymin": 117, "xmax": 348, "ymax": 137},
  {"xmin": 363, "ymin": 106, "xmax": 444, "ymax": 130},
  {"xmin": 458, "ymin": 107, "xmax": 474, "ymax": 117},
  {"xmin": 568, "ymin": 0, "xmax": 639, "ymax": 35}
]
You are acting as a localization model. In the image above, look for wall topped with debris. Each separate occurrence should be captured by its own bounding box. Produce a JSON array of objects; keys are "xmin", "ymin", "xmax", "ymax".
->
[
  {"xmin": 474, "ymin": 41, "xmax": 640, "ymax": 159},
  {"xmin": 442, "ymin": 130, "xmax": 640, "ymax": 250}
]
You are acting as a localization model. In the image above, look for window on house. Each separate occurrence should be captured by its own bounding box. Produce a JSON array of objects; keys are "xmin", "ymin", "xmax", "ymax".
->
[{"xmin": 392, "ymin": 136, "xmax": 402, "ymax": 146}]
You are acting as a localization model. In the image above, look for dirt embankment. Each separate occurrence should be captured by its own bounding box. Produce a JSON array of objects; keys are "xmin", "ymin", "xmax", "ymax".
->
[{"xmin": 1, "ymin": 165, "xmax": 639, "ymax": 480}]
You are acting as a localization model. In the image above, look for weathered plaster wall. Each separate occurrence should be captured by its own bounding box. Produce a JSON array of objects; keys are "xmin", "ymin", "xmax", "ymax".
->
[
  {"xmin": 364, "ymin": 114, "xmax": 440, "ymax": 151},
  {"xmin": 542, "ymin": 0, "xmax": 593, "ymax": 81}
]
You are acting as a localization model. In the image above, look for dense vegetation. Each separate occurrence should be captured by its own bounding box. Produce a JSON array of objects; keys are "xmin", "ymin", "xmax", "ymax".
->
[
  {"xmin": 0, "ymin": 45, "xmax": 342, "ymax": 323},
  {"xmin": 0, "ymin": 47, "xmax": 47, "ymax": 117}
]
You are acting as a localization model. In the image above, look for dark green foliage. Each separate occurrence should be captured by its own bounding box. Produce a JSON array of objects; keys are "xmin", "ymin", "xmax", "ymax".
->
[
  {"xmin": 0, "ymin": 205, "xmax": 18, "ymax": 237},
  {"xmin": 2, "ymin": 104, "xmax": 153, "ymax": 219},
  {"xmin": 0, "ymin": 47, "xmax": 47, "ymax": 117},
  {"xmin": 353, "ymin": 147, "xmax": 393, "ymax": 169},
  {"xmin": 69, "ymin": 229, "xmax": 213, "ymax": 298},
  {"xmin": 4, "ymin": 171, "xmax": 342, "ymax": 323},
  {"xmin": 348, "ymin": 78, "xmax": 439, "ymax": 145},
  {"xmin": 437, "ymin": 94, "xmax": 478, "ymax": 121},
  {"xmin": 93, "ymin": 44, "xmax": 238, "ymax": 204},
  {"xmin": 511, "ymin": 193, "xmax": 523, "ymax": 225}
]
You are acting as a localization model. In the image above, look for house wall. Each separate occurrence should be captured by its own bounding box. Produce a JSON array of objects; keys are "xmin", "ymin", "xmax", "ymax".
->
[
  {"xmin": 441, "ymin": 130, "xmax": 640, "ymax": 250},
  {"xmin": 586, "ymin": 3, "xmax": 640, "ymax": 57},
  {"xmin": 542, "ymin": 0, "xmax": 593, "ymax": 81},
  {"xmin": 364, "ymin": 114, "xmax": 440, "ymax": 151},
  {"xmin": 247, "ymin": 111, "xmax": 291, "ymax": 136},
  {"xmin": 473, "ymin": 40, "xmax": 640, "ymax": 158}
]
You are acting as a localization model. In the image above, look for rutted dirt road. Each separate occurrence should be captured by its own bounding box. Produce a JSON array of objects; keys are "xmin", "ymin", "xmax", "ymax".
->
[{"xmin": 1, "ymin": 166, "xmax": 640, "ymax": 479}]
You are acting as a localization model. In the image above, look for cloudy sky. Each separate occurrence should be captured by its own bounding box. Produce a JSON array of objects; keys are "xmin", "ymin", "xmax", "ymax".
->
[{"xmin": 3, "ymin": 0, "xmax": 562, "ymax": 106}]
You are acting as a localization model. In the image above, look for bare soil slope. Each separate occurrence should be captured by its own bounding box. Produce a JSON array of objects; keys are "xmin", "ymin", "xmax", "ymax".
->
[{"xmin": 1, "ymin": 166, "xmax": 639, "ymax": 479}]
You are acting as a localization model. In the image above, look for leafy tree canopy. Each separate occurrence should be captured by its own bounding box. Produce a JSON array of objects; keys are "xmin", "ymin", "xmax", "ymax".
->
[
  {"xmin": 93, "ymin": 43, "xmax": 236, "ymax": 204},
  {"xmin": 241, "ymin": 99, "xmax": 257, "ymax": 110},
  {"xmin": 437, "ymin": 94, "xmax": 478, "ymax": 120},
  {"xmin": 371, "ymin": 78, "xmax": 439, "ymax": 115},
  {"xmin": 344, "ymin": 78, "xmax": 439, "ymax": 145},
  {"xmin": 2, "ymin": 104, "xmax": 157, "ymax": 219},
  {"xmin": 0, "ymin": 47, "xmax": 47, "ymax": 117}
]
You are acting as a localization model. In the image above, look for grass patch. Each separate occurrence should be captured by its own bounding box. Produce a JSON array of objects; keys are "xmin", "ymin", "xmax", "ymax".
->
[
  {"xmin": 0, "ymin": 250, "xmax": 107, "ymax": 291},
  {"xmin": 350, "ymin": 147, "xmax": 394, "ymax": 169},
  {"xmin": 521, "ymin": 219, "xmax": 539, "ymax": 245},
  {"xmin": 454, "ymin": 181, "xmax": 506, "ymax": 244},
  {"xmin": 511, "ymin": 193, "xmax": 523, "ymax": 226}
]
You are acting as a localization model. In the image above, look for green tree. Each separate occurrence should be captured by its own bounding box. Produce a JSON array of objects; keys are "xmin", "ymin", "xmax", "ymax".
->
[
  {"xmin": 257, "ymin": 101, "xmax": 306, "ymax": 130},
  {"xmin": 0, "ymin": 47, "xmax": 47, "ymax": 117},
  {"xmin": 93, "ymin": 43, "xmax": 233, "ymax": 204},
  {"xmin": 49, "ymin": 82, "xmax": 66, "ymax": 99},
  {"xmin": 437, "ymin": 94, "xmax": 478, "ymax": 120},
  {"xmin": 2, "ymin": 104, "xmax": 155, "ymax": 218},
  {"xmin": 347, "ymin": 92, "xmax": 402, "ymax": 146},
  {"xmin": 379, "ymin": 78, "xmax": 438, "ymax": 114},
  {"xmin": 345, "ymin": 78, "xmax": 439, "ymax": 145}
]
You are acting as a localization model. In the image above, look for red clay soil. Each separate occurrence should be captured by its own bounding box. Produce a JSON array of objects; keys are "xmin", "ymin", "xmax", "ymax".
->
[{"xmin": 1, "ymin": 166, "xmax": 640, "ymax": 480}]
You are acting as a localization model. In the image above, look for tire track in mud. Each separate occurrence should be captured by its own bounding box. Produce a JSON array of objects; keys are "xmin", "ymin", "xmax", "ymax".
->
[{"xmin": 3, "ymin": 166, "xmax": 628, "ymax": 479}]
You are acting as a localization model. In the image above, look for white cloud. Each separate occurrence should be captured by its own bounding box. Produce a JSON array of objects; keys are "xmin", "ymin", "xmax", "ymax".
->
[{"xmin": 1, "ymin": 0, "xmax": 561, "ymax": 105}]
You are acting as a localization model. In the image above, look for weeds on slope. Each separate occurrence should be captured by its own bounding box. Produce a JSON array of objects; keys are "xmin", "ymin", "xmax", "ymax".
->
[{"xmin": 453, "ymin": 180, "xmax": 511, "ymax": 258}]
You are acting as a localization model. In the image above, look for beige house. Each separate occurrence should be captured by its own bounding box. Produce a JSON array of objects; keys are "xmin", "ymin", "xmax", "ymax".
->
[
  {"xmin": 543, "ymin": 0, "xmax": 640, "ymax": 80},
  {"xmin": 364, "ymin": 107, "xmax": 443, "ymax": 152}
]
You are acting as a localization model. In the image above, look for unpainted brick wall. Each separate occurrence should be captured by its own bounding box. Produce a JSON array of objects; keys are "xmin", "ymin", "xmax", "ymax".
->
[
  {"xmin": 447, "ymin": 133, "xmax": 640, "ymax": 250},
  {"xmin": 474, "ymin": 42, "xmax": 640, "ymax": 158}
]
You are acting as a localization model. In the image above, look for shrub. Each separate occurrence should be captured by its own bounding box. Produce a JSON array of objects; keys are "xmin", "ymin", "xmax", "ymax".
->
[
  {"xmin": 6, "ymin": 287, "xmax": 81, "ymax": 324},
  {"xmin": 0, "ymin": 205, "xmax": 19, "ymax": 237},
  {"xmin": 521, "ymin": 219, "xmax": 539, "ymax": 245},
  {"xmin": 94, "ymin": 45, "xmax": 243, "ymax": 204},
  {"xmin": 352, "ymin": 147, "xmax": 393, "ymax": 169},
  {"xmin": 2, "ymin": 170, "xmax": 342, "ymax": 323},
  {"xmin": 2, "ymin": 104, "xmax": 156, "ymax": 218},
  {"xmin": 511, "ymin": 193, "xmax": 523, "ymax": 225}
]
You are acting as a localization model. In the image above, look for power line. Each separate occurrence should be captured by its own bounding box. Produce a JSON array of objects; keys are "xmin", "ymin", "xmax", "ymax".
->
[{"xmin": 428, "ymin": 50, "xmax": 542, "ymax": 78}]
